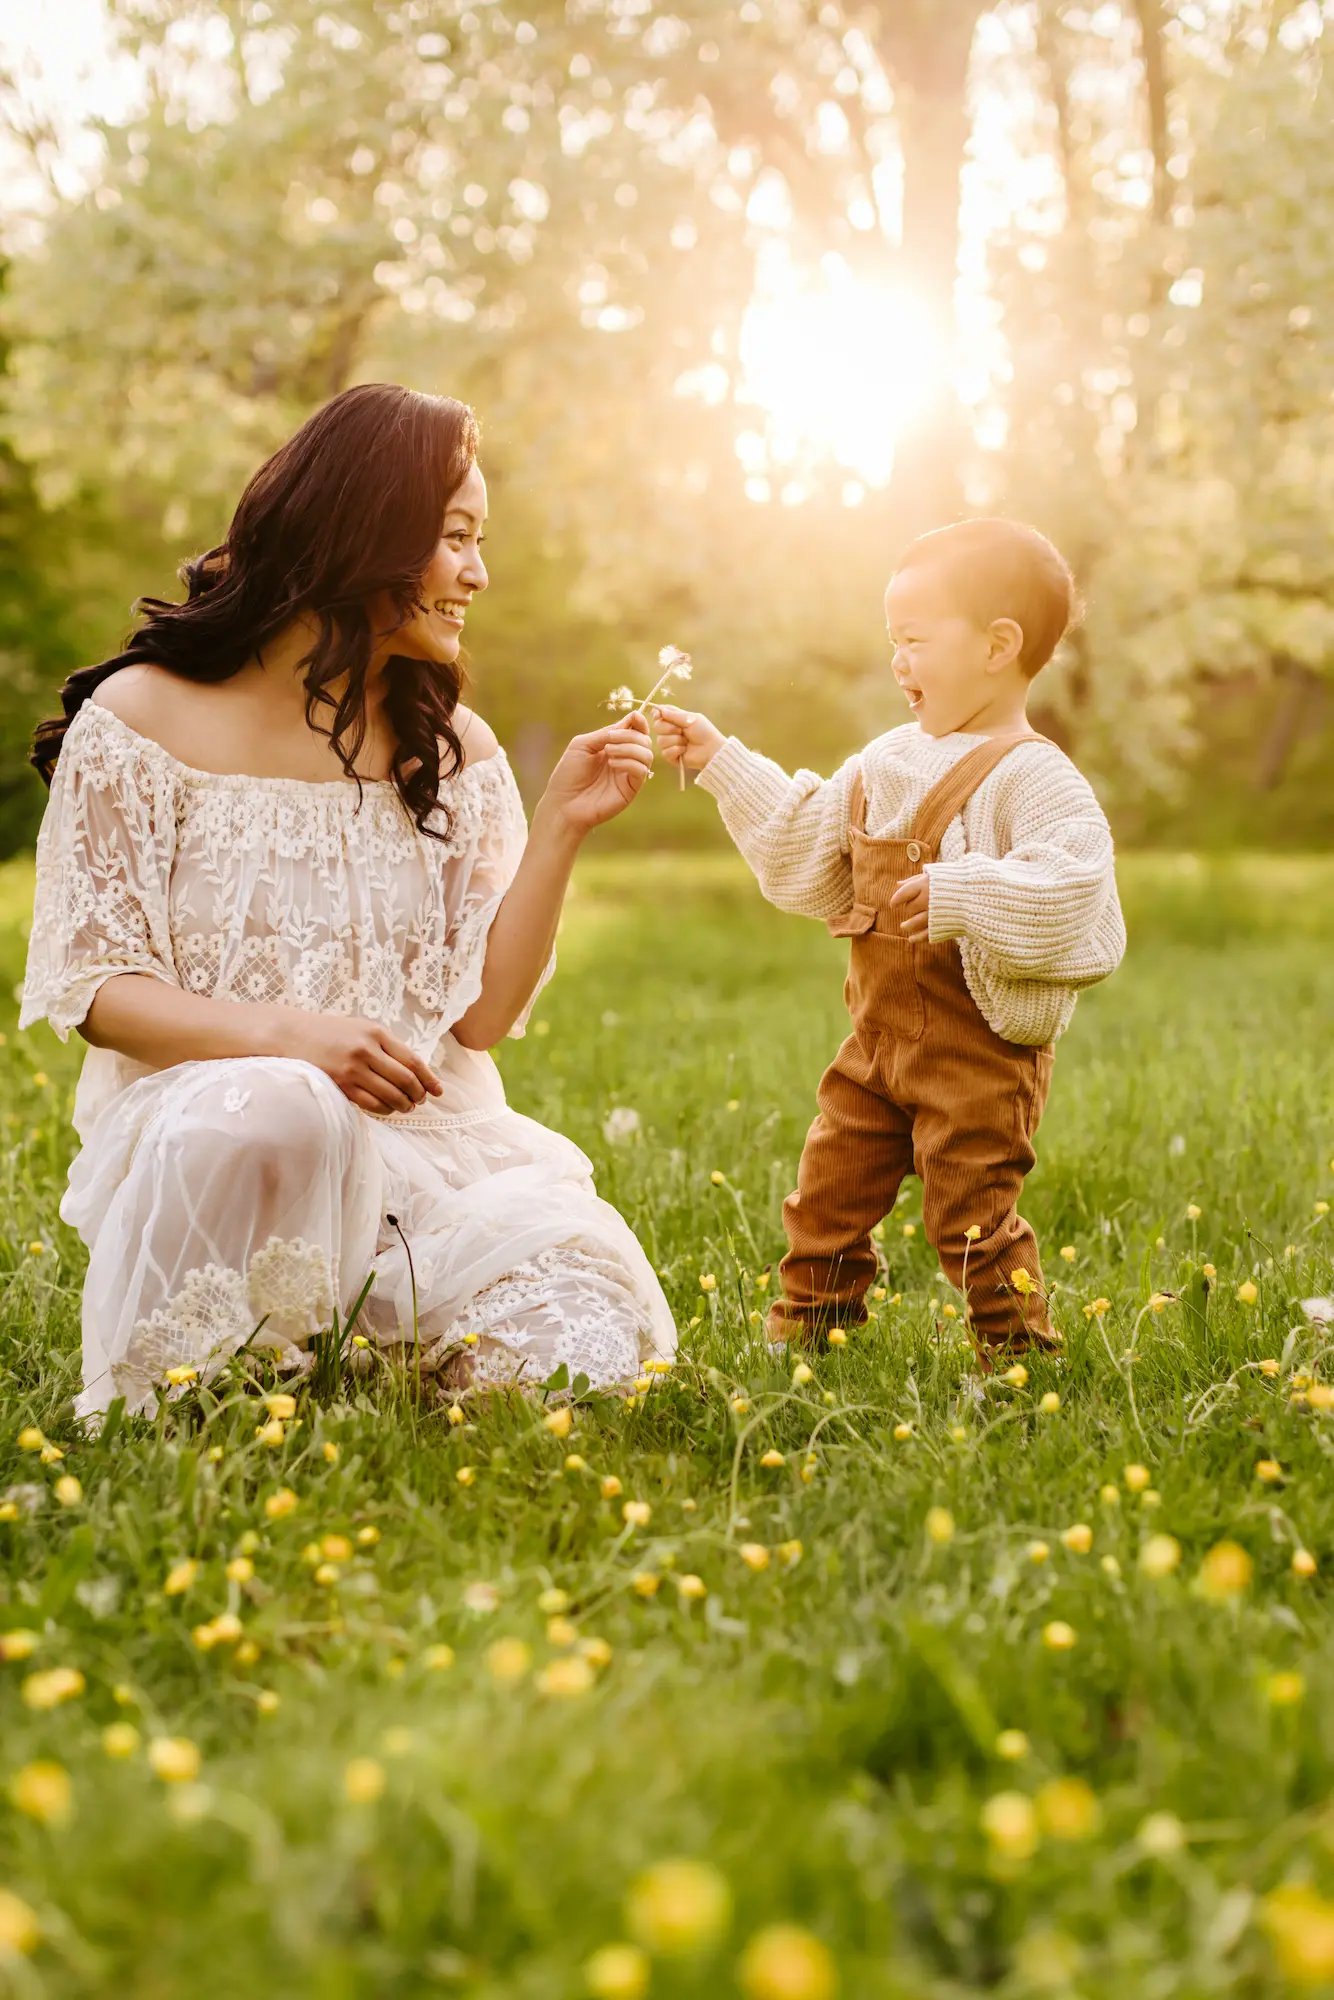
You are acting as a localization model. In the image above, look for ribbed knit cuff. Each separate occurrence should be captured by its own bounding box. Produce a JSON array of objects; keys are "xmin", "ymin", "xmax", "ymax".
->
[
  {"xmin": 924, "ymin": 859, "xmax": 974, "ymax": 942},
  {"xmin": 694, "ymin": 736, "xmax": 791, "ymax": 829}
]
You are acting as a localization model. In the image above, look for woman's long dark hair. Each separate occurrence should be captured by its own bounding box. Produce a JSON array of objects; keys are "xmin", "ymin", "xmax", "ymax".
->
[{"xmin": 31, "ymin": 383, "xmax": 480, "ymax": 838}]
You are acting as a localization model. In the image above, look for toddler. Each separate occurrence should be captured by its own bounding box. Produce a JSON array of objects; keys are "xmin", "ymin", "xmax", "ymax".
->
[{"xmin": 655, "ymin": 518, "xmax": 1125, "ymax": 1358}]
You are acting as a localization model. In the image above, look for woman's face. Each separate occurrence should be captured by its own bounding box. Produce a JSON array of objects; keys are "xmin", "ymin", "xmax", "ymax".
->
[{"xmin": 383, "ymin": 460, "xmax": 489, "ymax": 665}]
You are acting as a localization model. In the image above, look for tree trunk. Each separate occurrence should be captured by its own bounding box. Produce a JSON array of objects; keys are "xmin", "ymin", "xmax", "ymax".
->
[
  {"xmin": 865, "ymin": 0, "xmax": 985, "ymax": 540},
  {"xmin": 1255, "ymin": 656, "xmax": 1326, "ymax": 791}
]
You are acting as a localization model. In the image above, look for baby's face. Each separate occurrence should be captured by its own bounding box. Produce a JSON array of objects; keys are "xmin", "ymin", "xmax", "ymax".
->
[{"xmin": 884, "ymin": 564, "xmax": 1001, "ymax": 738}]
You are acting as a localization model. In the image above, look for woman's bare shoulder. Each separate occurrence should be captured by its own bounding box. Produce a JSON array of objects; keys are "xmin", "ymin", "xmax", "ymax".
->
[
  {"xmin": 454, "ymin": 704, "xmax": 501, "ymax": 768},
  {"xmin": 91, "ymin": 664, "xmax": 181, "ymax": 735}
]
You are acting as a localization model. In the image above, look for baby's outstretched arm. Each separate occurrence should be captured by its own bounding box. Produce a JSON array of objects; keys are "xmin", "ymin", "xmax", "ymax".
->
[{"xmin": 654, "ymin": 704, "xmax": 857, "ymax": 924}]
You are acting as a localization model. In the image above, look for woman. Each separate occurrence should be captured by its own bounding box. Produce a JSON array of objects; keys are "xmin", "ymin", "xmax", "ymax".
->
[{"xmin": 20, "ymin": 383, "xmax": 676, "ymax": 1421}]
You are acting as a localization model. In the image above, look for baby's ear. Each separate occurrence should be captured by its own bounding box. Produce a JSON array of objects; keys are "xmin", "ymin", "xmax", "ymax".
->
[{"xmin": 987, "ymin": 617, "xmax": 1025, "ymax": 671}]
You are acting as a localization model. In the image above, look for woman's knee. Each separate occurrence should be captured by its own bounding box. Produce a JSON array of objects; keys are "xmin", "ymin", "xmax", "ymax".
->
[{"xmin": 153, "ymin": 1060, "xmax": 357, "ymax": 1192}]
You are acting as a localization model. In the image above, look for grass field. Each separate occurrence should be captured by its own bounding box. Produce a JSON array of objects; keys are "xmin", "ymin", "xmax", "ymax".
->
[{"xmin": 1, "ymin": 851, "xmax": 1333, "ymax": 1999}]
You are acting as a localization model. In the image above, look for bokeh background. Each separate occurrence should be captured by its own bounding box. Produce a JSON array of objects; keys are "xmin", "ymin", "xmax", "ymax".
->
[{"xmin": 0, "ymin": 0, "xmax": 1329, "ymax": 854}]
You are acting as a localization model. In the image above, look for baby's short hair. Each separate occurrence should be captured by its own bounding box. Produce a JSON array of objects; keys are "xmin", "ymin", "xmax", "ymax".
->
[{"xmin": 895, "ymin": 518, "xmax": 1078, "ymax": 677}]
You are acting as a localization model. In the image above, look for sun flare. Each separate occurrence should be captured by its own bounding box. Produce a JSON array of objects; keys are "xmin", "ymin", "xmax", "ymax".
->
[{"xmin": 735, "ymin": 252, "xmax": 949, "ymax": 497}]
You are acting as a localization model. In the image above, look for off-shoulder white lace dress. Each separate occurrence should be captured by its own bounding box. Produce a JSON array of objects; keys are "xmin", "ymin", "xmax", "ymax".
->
[{"xmin": 20, "ymin": 700, "xmax": 676, "ymax": 1421}]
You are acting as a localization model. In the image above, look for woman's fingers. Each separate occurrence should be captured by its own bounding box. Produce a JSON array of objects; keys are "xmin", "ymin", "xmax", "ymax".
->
[{"xmin": 382, "ymin": 1032, "xmax": 443, "ymax": 1095}]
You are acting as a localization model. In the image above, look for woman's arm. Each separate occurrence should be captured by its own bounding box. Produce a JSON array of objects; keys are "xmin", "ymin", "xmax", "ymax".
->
[
  {"xmin": 451, "ymin": 714, "xmax": 653, "ymax": 1049},
  {"xmin": 83, "ymin": 978, "xmax": 443, "ymax": 1114}
]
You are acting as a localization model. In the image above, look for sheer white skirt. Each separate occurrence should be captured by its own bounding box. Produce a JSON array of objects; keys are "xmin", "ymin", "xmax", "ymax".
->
[{"xmin": 60, "ymin": 1039, "xmax": 676, "ymax": 1420}]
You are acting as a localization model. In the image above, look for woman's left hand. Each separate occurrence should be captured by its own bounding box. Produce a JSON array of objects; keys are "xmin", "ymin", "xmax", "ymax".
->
[{"xmin": 539, "ymin": 712, "xmax": 655, "ymax": 837}]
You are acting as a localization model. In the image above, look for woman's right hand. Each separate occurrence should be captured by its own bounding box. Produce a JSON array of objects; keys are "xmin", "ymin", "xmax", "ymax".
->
[{"xmin": 279, "ymin": 1012, "xmax": 444, "ymax": 1116}]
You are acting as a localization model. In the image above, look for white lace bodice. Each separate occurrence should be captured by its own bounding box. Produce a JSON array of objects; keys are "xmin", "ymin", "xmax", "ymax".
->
[{"xmin": 20, "ymin": 700, "xmax": 551, "ymax": 1133}]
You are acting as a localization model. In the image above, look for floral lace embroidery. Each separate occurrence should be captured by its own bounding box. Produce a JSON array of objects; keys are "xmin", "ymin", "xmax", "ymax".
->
[
  {"xmin": 18, "ymin": 700, "xmax": 552, "ymax": 1049},
  {"xmin": 112, "ymin": 1235, "xmax": 340, "ymax": 1404}
]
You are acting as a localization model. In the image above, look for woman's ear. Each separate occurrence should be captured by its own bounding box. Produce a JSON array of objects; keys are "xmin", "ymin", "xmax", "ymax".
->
[{"xmin": 986, "ymin": 617, "xmax": 1025, "ymax": 674}]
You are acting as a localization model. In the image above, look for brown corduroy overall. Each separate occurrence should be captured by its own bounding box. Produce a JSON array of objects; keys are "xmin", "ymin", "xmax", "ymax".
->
[{"xmin": 768, "ymin": 734, "xmax": 1058, "ymax": 1358}]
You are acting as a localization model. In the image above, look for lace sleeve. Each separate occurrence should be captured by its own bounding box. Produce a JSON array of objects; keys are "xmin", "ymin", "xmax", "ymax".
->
[
  {"xmin": 441, "ymin": 750, "xmax": 555, "ymax": 1041},
  {"xmin": 18, "ymin": 702, "xmax": 182, "ymax": 1042}
]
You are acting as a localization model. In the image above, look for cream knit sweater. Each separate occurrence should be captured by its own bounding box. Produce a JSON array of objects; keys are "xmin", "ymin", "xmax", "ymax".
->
[{"xmin": 696, "ymin": 725, "xmax": 1126, "ymax": 1047}]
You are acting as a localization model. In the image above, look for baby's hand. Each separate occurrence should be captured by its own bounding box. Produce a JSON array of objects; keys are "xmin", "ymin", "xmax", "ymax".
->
[
  {"xmin": 653, "ymin": 704, "xmax": 725, "ymax": 775},
  {"xmin": 889, "ymin": 871, "xmax": 931, "ymax": 940}
]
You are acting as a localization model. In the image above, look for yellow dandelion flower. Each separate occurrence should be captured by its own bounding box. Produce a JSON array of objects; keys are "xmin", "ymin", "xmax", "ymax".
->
[
  {"xmin": 1037, "ymin": 1776, "xmax": 1101, "ymax": 1841},
  {"xmin": 148, "ymin": 1736, "xmax": 201, "ymax": 1784},
  {"xmin": 600, "ymin": 1474, "xmax": 623, "ymax": 1500},
  {"xmin": 730, "ymin": 1396, "xmax": 751, "ymax": 1414},
  {"xmin": 1140, "ymin": 1487, "xmax": 1162, "ymax": 1509},
  {"xmin": 343, "ymin": 1756, "xmax": 386, "ymax": 1804},
  {"xmin": 1266, "ymin": 1671, "xmax": 1305, "ymax": 1707},
  {"xmin": 964, "ymin": 1224, "xmax": 982, "ymax": 1242},
  {"xmin": 1259, "ymin": 1358, "xmax": 1281, "ymax": 1378},
  {"xmin": 102, "ymin": 1722, "xmax": 140, "ymax": 1759},
  {"xmin": 1058, "ymin": 1245, "xmax": 1077, "ymax": 1264},
  {"xmin": 320, "ymin": 1534, "xmax": 353, "ymax": 1563},
  {"xmin": 1042, "ymin": 1621, "xmax": 1077, "ymax": 1651},
  {"xmin": 1084, "ymin": 1297, "xmax": 1111, "ymax": 1320},
  {"xmin": 632, "ymin": 1571, "xmax": 661, "ymax": 1598},
  {"xmin": 547, "ymin": 1615, "xmax": 578, "ymax": 1648},
  {"xmin": 1292, "ymin": 1548, "xmax": 1317, "ymax": 1578},
  {"xmin": 1316, "ymin": 1200, "xmax": 1330, "ymax": 1218},
  {"xmin": 543, "ymin": 1406, "xmax": 573, "ymax": 1440},
  {"xmin": 256, "ymin": 1689, "xmax": 281, "ymax": 1715},
  {"xmin": 225, "ymin": 1556, "xmax": 254, "ymax": 1584},
  {"xmin": 622, "ymin": 1500, "xmax": 652, "ymax": 1529},
  {"xmin": 675, "ymin": 1574, "xmax": 707, "ymax": 1602},
  {"xmin": 0, "ymin": 1628, "xmax": 40, "ymax": 1662},
  {"xmin": 1197, "ymin": 1540, "xmax": 1253, "ymax": 1600},
  {"xmin": 981, "ymin": 1790, "xmax": 1039, "ymax": 1860},
  {"xmin": 1027, "ymin": 1540, "xmax": 1050, "ymax": 1565},
  {"xmin": 485, "ymin": 1637, "xmax": 531, "ymax": 1684},
  {"xmin": 39, "ymin": 1442, "xmax": 63, "ymax": 1463},
  {"xmin": 893, "ymin": 1423, "xmax": 913, "ymax": 1442},
  {"xmin": 950, "ymin": 1424, "xmax": 968, "ymax": 1443},
  {"xmin": 456, "ymin": 1466, "xmax": 477, "ymax": 1487},
  {"xmin": 263, "ymin": 1393, "xmax": 297, "ymax": 1420},
  {"xmin": 710, "ymin": 1170, "xmax": 726, "ymax": 1186},
  {"xmin": 1100, "ymin": 1484, "xmax": 1120, "ymax": 1507},
  {"xmin": 264, "ymin": 1487, "xmax": 298, "ymax": 1520},
  {"xmin": 925, "ymin": 1508, "xmax": 955, "ymax": 1545},
  {"xmin": 738, "ymin": 1923, "xmax": 838, "ymax": 2000},
  {"xmin": 828, "ymin": 1326, "xmax": 848, "ymax": 1344},
  {"xmin": 1123, "ymin": 1463, "xmax": 1151, "ymax": 1493},
  {"xmin": 1260, "ymin": 1883, "xmax": 1334, "ymax": 1984},
  {"xmin": 355, "ymin": 1525, "xmax": 380, "ymax": 1546},
  {"xmin": 777, "ymin": 1540, "xmax": 803, "ymax": 1567},
  {"xmin": 423, "ymin": 1643, "xmax": 455, "ymax": 1670},
  {"xmin": 1307, "ymin": 1384, "xmax": 1334, "ymax": 1410},
  {"xmin": 1256, "ymin": 1459, "xmax": 1284, "ymax": 1484},
  {"xmin": 1100, "ymin": 1554, "xmax": 1121, "ymax": 1576},
  {"xmin": 10, "ymin": 1759, "xmax": 72, "ymax": 1823},
  {"xmin": 995, "ymin": 1729, "xmax": 1030, "ymax": 1761},
  {"xmin": 313, "ymin": 1564, "xmax": 339, "ymax": 1586},
  {"xmin": 1061, "ymin": 1523, "xmax": 1093, "ymax": 1554},
  {"xmin": 234, "ymin": 1640, "xmax": 259, "ymax": 1667},
  {"xmin": 253, "ymin": 1418, "xmax": 285, "ymax": 1447},
  {"xmin": 584, "ymin": 1941, "xmax": 651, "ymax": 2000},
  {"xmin": 0, "ymin": 1889, "xmax": 41, "ymax": 1958},
  {"xmin": 1236, "ymin": 1280, "xmax": 1258, "ymax": 1305},
  {"xmin": 538, "ymin": 1588, "xmax": 570, "ymax": 1614},
  {"xmin": 321, "ymin": 1440, "xmax": 340, "ymax": 1462},
  {"xmin": 164, "ymin": 1366, "xmax": 198, "ymax": 1386},
  {"xmin": 22, "ymin": 1665, "xmax": 85, "ymax": 1710},
  {"xmin": 581, "ymin": 1636, "xmax": 613, "ymax": 1669},
  {"xmin": 537, "ymin": 1655, "xmax": 596, "ymax": 1698},
  {"xmin": 563, "ymin": 1454, "xmax": 587, "ymax": 1473},
  {"xmin": 739, "ymin": 1543, "xmax": 770, "ymax": 1572},
  {"xmin": 1140, "ymin": 1535, "xmax": 1182, "ymax": 1579},
  {"xmin": 699, "ymin": 1273, "xmax": 717, "ymax": 1293},
  {"xmin": 760, "ymin": 1449, "xmax": 785, "ymax": 1469},
  {"xmin": 1002, "ymin": 1364, "xmax": 1028, "ymax": 1387},
  {"xmin": 625, "ymin": 1858, "xmax": 732, "ymax": 1956},
  {"xmin": 1039, "ymin": 1391, "xmax": 1061, "ymax": 1413},
  {"xmin": 1186, "ymin": 1203, "xmax": 1202, "ymax": 1221}
]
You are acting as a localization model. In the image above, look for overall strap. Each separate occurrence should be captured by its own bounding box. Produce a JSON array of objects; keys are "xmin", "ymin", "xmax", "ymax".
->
[
  {"xmin": 847, "ymin": 766, "xmax": 868, "ymax": 833},
  {"xmin": 910, "ymin": 735, "xmax": 1049, "ymax": 856}
]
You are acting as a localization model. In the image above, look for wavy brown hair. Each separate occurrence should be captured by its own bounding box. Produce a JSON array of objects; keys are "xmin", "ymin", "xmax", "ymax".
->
[{"xmin": 30, "ymin": 383, "xmax": 480, "ymax": 838}]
